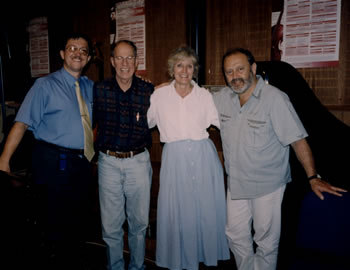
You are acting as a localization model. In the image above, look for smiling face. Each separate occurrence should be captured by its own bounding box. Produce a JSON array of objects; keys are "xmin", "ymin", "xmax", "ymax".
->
[
  {"xmin": 110, "ymin": 42, "xmax": 137, "ymax": 86},
  {"xmin": 60, "ymin": 38, "xmax": 91, "ymax": 78},
  {"xmin": 223, "ymin": 52, "xmax": 257, "ymax": 96},
  {"xmin": 173, "ymin": 57, "xmax": 195, "ymax": 87}
]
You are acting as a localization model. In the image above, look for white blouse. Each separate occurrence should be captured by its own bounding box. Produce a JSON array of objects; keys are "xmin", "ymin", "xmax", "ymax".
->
[{"xmin": 147, "ymin": 80, "xmax": 220, "ymax": 143}]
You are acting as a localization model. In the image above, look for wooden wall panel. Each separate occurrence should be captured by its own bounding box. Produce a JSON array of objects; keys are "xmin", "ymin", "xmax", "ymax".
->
[
  {"xmin": 67, "ymin": 0, "xmax": 188, "ymax": 85},
  {"xmin": 145, "ymin": 0, "xmax": 187, "ymax": 85},
  {"xmin": 205, "ymin": 0, "xmax": 272, "ymax": 85},
  {"xmin": 5, "ymin": 0, "xmax": 349, "ymax": 123},
  {"xmin": 205, "ymin": 0, "xmax": 350, "ymax": 124},
  {"xmin": 72, "ymin": 0, "xmax": 111, "ymax": 82}
]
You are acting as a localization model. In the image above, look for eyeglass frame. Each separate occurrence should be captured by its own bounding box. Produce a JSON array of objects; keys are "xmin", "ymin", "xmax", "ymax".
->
[
  {"xmin": 113, "ymin": 55, "xmax": 136, "ymax": 63},
  {"xmin": 65, "ymin": 45, "xmax": 90, "ymax": 56}
]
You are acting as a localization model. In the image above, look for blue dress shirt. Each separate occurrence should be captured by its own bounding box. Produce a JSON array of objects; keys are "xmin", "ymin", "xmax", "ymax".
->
[{"xmin": 15, "ymin": 67, "xmax": 94, "ymax": 149}]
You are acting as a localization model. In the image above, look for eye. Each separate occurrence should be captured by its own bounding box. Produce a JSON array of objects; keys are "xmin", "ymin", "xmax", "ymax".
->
[
  {"xmin": 225, "ymin": 69, "xmax": 233, "ymax": 75},
  {"xmin": 66, "ymin": 46, "xmax": 89, "ymax": 56},
  {"xmin": 79, "ymin": 48, "xmax": 89, "ymax": 56}
]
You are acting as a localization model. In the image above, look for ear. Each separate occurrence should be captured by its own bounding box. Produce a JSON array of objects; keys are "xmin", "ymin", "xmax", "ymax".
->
[
  {"xmin": 110, "ymin": 56, "xmax": 116, "ymax": 68},
  {"xmin": 87, "ymin": 55, "xmax": 91, "ymax": 62},
  {"xmin": 134, "ymin": 57, "xmax": 139, "ymax": 72},
  {"xmin": 60, "ymin": 50, "xmax": 65, "ymax": 60},
  {"xmin": 251, "ymin": 62, "xmax": 257, "ymax": 75}
]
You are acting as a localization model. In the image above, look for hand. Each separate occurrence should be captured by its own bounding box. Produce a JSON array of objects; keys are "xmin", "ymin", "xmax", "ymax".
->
[
  {"xmin": 136, "ymin": 74, "xmax": 152, "ymax": 83},
  {"xmin": 310, "ymin": 178, "xmax": 347, "ymax": 200},
  {"xmin": 0, "ymin": 156, "xmax": 11, "ymax": 173}
]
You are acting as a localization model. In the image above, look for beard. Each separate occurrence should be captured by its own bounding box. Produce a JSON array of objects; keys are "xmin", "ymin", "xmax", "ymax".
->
[{"xmin": 229, "ymin": 71, "xmax": 254, "ymax": 95}]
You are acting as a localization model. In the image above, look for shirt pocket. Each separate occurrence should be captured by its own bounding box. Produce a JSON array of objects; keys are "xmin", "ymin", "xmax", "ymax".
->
[
  {"xmin": 243, "ymin": 117, "xmax": 270, "ymax": 148},
  {"xmin": 219, "ymin": 113, "xmax": 232, "ymax": 125}
]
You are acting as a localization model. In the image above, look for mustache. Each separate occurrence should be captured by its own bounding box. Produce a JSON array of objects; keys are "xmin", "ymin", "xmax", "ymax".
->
[
  {"xmin": 72, "ymin": 56, "xmax": 82, "ymax": 61},
  {"xmin": 230, "ymin": 78, "xmax": 245, "ymax": 85}
]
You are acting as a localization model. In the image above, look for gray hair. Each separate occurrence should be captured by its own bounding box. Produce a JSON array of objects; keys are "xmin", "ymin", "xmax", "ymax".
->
[{"xmin": 167, "ymin": 46, "xmax": 199, "ymax": 80}]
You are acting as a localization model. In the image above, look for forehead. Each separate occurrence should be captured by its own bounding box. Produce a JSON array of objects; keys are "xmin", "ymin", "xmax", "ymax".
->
[
  {"xmin": 174, "ymin": 56, "xmax": 194, "ymax": 65},
  {"xmin": 66, "ymin": 38, "xmax": 88, "ymax": 48},
  {"xmin": 114, "ymin": 42, "xmax": 134, "ymax": 55},
  {"xmin": 224, "ymin": 53, "xmax": 249, "ymax": 68}
]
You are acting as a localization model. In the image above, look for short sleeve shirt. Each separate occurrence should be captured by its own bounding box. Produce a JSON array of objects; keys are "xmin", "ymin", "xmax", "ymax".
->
[
  {"xmin": 15, "ymin": 68, "xmax": 93, "ymax": 149},
  {"xmin": 147, "ymin": 80, "xmax": 220, "ymax": 143},
  {"xmin": 213, "ymin": 76, "xmax": 308, "ymax": 199}
]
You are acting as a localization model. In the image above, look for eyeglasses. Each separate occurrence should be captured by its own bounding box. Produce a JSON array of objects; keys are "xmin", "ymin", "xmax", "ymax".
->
[
  {"xmin": 65, "ymin": 45, "xmax": 89, "ymax": 56},
  {"xmin": 114, "ymin": 56, "xmax": 135, "ymax": 62}
]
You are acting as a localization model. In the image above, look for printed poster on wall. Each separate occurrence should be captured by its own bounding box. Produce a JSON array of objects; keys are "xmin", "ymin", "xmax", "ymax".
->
[
  {"xmin": 273, "ymin": 0, "xmax": 341, "ymax": 68},
  {"xmin": 27, "ymin": 17, "xmax": 50, "ymax": 77},
  {"xmin": 115, "ymin": 0, "xmax": 146, "ymax": 73}
]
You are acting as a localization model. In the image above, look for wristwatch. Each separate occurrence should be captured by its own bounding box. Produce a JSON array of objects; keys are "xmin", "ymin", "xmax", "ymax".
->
[{"xmin": 307, "ymin": 174, "xmax": 321, "ymax": 181}]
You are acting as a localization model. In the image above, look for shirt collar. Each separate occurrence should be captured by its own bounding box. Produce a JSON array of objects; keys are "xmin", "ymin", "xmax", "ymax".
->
[
  {"xmin": 60, "ymin": 67, "xmax": 79, "ymax": 87},
  {"xmin": 113, "ymin": 75, "xmax": 136, "ymax": 92},
  {"xmin": 170, "ymin": 79, "xmax": 199, "ymax": 90},
  {"xmin": 251, "ymin": 75, "xmax": 265, "ymax": 99}
]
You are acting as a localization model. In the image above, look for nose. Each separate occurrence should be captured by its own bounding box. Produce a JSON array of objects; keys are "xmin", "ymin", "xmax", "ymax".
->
[
  {"xmin": 121, "ymin": 58, "xmax": 129, "ymax": 65},
  {"xmin": 183, "ymin": 66, "xmax": 190, "ymax": 73},
  {"xmin": 230, "ymin": 70, "xmax": 238, "ymax": 78},
  {"xmin": 72, "ymin": 50, "xmax": 81, "ymax": 56}
]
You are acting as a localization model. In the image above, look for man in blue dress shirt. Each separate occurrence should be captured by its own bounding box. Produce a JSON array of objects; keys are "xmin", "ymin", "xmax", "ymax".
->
[{"xmin": 0, "ymin": 32, "xmax": 94, "ymax": 269}]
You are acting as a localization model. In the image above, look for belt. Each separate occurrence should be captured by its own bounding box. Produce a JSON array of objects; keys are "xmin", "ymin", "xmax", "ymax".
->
[
  {"xmin": 36, "ymin": 140, "xmax": 84, "ymax": 155},
  {"xmin": 102, "ymin": 148, "xmax": 145, "ymax": 159}
]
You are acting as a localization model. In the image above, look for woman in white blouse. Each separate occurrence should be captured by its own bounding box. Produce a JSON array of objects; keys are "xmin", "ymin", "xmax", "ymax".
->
[{"xmin": 147, "ymin": 46, "xmax": 229, "ymax": 270}]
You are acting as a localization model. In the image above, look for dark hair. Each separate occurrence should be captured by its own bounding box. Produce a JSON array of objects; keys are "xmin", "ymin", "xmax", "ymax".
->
[
  {"xmin": 167, "ymin": 46, "xmax": 199, "ymax": 80},
  {"xmin": 61, "ymin": 32, "xmax": 92, "ymax": 55},
  {"xmin": 222, "ymin": 48, "xmax": 256, "ymax": 71},
  {"xmin": 111, "ymin": 40, "xmax": 137, "ymax": 57}
]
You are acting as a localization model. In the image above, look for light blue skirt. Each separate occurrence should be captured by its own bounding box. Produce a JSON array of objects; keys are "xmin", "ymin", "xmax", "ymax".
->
[{"xmin": 156, "ymin": 139, "xmax": 230, "ymax": 270}]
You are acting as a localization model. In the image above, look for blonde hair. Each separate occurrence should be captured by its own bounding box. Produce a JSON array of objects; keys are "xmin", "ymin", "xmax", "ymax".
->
[{"xmin": 167, "ymin": 46, "xmax": 199, "ymax": 80}]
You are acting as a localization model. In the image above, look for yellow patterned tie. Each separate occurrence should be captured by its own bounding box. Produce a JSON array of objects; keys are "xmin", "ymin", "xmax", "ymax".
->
[{"xmin": 75, "ymin": 81, "xmax": 95, "ymax": 161}]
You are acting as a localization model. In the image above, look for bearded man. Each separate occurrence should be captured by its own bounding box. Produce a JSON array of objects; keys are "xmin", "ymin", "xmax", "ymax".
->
[{"xmin": 213, "ymin": 48, "xmax": 346, "ymax": 270}]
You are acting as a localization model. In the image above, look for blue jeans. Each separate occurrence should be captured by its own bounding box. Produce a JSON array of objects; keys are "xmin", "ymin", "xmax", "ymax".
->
[{"xmin": 98, "ymin": 150, "xmax": 152, "ymax": 270}]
